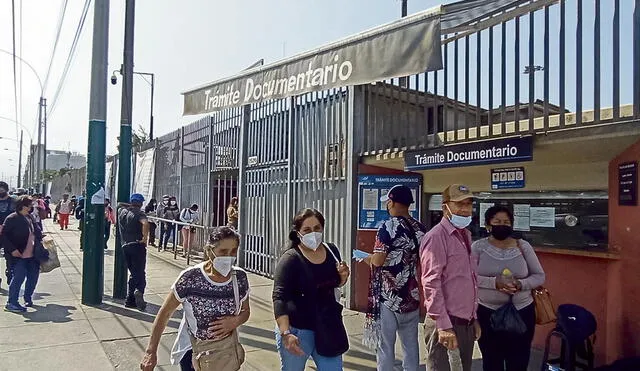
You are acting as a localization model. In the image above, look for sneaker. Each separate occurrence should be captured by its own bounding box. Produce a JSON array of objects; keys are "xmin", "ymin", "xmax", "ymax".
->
[
  {"xmin": 134, "ymin": 289, "xmax": 146, "ymax": 311},
  {"xmin": 4, "ymin": 303, "xmax": 27, "ymax": 313},
  {"xmin": 24, "ymin": 299, "xmax": 33, "ymax": 307},
  {"xmin": 124, "ymin": 301, "xmax": 137, "ymax": 309}
]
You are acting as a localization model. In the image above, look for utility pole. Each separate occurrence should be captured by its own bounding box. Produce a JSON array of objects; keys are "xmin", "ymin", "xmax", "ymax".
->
[
  {"xmin": 42, "ymin": 98, "xmax": 47, "ymax": 194},
  {"xmin": 17, "ymin": 130, "xmax": 22, "ymax": 188},
  {"xmin": 36, "ymin": 97, "xmax": 42, "ymax": 189},
  {"xmin": 399, "ymin": 0, "xmax": 408, "ymax": 88},
  {"xmin": 114, "ymin": 0, "xmax": 135, "ymax": 299},
  {"xmin": 81, "ymin": 0, "xmax": 109, "ymax": 305},
  {"xmin": 149, "ymin": 74, "xmax": 154, "ymax": 140}
]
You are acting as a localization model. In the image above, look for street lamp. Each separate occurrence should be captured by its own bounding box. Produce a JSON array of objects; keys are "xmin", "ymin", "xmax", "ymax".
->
[{"xmin": 111, "ymin": 68, "xmax": 155, "ymax": 141}]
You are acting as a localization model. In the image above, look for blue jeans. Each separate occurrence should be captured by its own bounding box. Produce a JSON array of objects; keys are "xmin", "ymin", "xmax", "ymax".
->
[
  {"xmin": 8, "ymin": 257, "xmax": 40, "ymax": 305},
  {"xmin": 376, "ymin": 305, "xmax": 420, "ymax": 371},
  {"xmin": 275, "ymin": 326, "xmax": 343, "ymax": 371}
]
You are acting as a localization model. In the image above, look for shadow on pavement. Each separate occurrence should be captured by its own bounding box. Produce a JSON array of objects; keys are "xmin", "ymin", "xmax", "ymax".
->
[
  {"xmin": 22, "ymin": 303, "xmax": 77, "ymax": 323},
  {"xmin": 89, "ymin": 300, "xmax": 181, "ymax": 330},
  {"xmin": 32, "ymin": 292, "xmax": 52, "ymax": 300}
]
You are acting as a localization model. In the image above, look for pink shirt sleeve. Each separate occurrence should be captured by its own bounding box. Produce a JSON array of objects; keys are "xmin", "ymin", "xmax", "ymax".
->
[{"xmin": 420, "ymin": 231, "xmax": 453, "ymax": 330}]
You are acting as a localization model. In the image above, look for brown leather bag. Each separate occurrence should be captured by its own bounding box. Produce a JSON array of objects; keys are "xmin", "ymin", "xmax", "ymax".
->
[{"xmin": 516, "ymin": 240, "xmax": 557, "ymax": 325}]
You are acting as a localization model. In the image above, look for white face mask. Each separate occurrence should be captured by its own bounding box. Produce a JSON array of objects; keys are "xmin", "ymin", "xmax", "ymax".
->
[
  {"xmin": 211, "ymin": 252, "xmax": 236, "ymax": 277},
  {"xmin": 299, "ymin": 231, "xmax": 323, "ymax": 251},
  {"xmin": 170, "ymin": 201, "xmax": 177, "ymax": 206},
  {"xmin": 446, "ymin": 204, "xmax": 472, "ymax": 229}
]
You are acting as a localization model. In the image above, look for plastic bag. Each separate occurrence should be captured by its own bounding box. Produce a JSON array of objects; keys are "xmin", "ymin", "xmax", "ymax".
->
[
  {"xmin": 490, "ymin": 301, "xmax": 527, "ymax": 334},
  {"xmin": 40, "ymin": 239, "xmax": 61, "ymax": 273}
]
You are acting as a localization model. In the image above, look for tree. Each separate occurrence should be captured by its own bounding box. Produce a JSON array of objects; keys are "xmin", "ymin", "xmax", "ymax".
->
[
  {"xmin": 116, "ymin": 125, "xmax": 151, "ymax": 152},
  {"xmin": 41, "ymin": 170, "xmax": 59, "ymax": 182}
]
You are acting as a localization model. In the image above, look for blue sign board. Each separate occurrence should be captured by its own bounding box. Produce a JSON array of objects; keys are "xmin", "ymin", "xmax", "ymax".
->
[
  {"xmin": 404, "ymin": 136, "xmax": 534, "ymax": 170},
  {"xmin": 491, "ymin": 167, "xmax": 525, "ymax": 190},
  {"xmin": 358, "ymin": 175, "xmax": 422, "ymax": 230}
]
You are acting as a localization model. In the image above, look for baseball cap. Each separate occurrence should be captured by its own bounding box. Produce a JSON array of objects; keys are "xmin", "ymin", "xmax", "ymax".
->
[
  {"xmin": 380, "ymin": 185, "xmax": 414, "ymax": 206},
  {"xmin": 130, "ymin": 193, "xmax": 145, "ymax": 204},
  {"xmin": 442, "ymin": 184, "xmax": 474, "ymax": 203}
]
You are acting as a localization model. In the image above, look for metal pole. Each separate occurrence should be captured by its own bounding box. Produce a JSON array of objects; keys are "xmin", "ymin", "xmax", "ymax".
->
[
  {"xmin": 81, "ymin": 0, "xmax": 109, "ymax": 305},
  {"xmin": 399, "ymin": 0, "xmax": 408, "ymax": 88},
  {"xmin": 42, "ymin": 98, "xmax": 47, "ymax": 194},
  {"xmin": 114, "ymin": 0, "xmax": 135, "ymax": 299},
  {"xmin": 36, "ymin": 97, "xmax": 42, "ymax": 189},
  {"xmin": 149, "ymin": 74, "xmax": 154, "ymax": 141},
  {"xmin": 17, "ymin": 130, "xmax": 22, "ymax": 188}
]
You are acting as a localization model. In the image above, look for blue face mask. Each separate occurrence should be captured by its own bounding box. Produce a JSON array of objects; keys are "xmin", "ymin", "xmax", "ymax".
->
[{"xmin": 446, "ymin": 204, "xmax": 472, "ymax": 229}]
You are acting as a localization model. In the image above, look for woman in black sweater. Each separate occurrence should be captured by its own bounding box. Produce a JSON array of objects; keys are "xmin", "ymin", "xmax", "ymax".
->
[
  {"xmin": 272, "ymin": 208, "xmax": 350, "ymax": 371},
  {"xmin": 3, "ymin": 195, "xmax": 42, "ymax": 313}
]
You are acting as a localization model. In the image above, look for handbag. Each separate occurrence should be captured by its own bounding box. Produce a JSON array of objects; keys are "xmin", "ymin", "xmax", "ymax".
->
[
  {"xmin": 516, "ymin": 240, "xmax": 557, "ymax": 325},
  {"xmin": 189, "ymin": 271, "xmax": 245, "ymax": 371},
  {"xmin": 490, "ymin": 298, "xmax": 528, "ymax": 334},
  {"xmin": 39, "ymin": 239, "xmax": 61, "ymax": 273},
  {"xmin": 295, "ymin": 244, "xmax": 349, "ymax": 357}
]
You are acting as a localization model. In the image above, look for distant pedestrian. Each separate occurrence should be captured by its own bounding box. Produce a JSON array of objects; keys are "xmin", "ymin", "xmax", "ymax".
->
[
  {"xmin": 0, "ymin": 181, "xmax": 16, "ymax": 287},
  {"xmin": 272, "ymin": 208, "xmax": 350, "ymax": 370},
  {"xmin": 140, "ymin": 226, "xmax": 250, "ymax": 371},
  {"xmin": 76, "ymin": 197, "xmax": 85, "ymax": 250},
  {"xmin": 104, "ymin": 198, "xmax": 116, "ymax": 250},
  {"xmin": 56, "ymin": 194, "xmax": 72, "ymax": 230},
  {"xmin": 161, "ymin": 196, "xmax": 180, "ymax": 249},
  {"xmin": 179, "ymin": 204, "xmax": 199, "ymax": 257},
  {"xmin": 144, "ymin": 198, "xmax": 158, "ymax": 247},
  {"xmin": 2, "ymin": 195, "xmax": 42, "ymax": 312},
  {"xmin": 44, "ymin": 195, "xmax": 52, "ymax": 218},
  {"xmin": 156, "ymin": 195, "xmax": 170, "ymax": 248},
  {"xmin": 118, "ymin": 193, "xmax": 150, "ymax": 311},
  {"xmin": 227, "ymin": 197, "xmax": 238, "ymax": 229},
  {"xmin": 420, "ymin": 184, "xmax": 480, "ymax": 371},
  {"xmin": 362, "ymin": 185, "xmax": 427, "ymax": 371}
]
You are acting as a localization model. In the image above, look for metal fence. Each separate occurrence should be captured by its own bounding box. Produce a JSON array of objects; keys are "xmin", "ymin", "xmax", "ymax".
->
[{"xmin": 362, "ymin": 0, "xmax": 640, "ymax": 154}]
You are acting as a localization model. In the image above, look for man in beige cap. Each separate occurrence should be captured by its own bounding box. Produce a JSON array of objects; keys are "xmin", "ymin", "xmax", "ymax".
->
[{"xmin": 420, "ymin": 184, "xmax": 480, "ymax": 371}]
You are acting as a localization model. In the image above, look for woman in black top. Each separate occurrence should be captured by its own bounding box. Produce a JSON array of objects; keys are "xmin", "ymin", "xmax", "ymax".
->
[{"xmin": 272, "ymin": 208, "xmax": 350, "ymax": 371}]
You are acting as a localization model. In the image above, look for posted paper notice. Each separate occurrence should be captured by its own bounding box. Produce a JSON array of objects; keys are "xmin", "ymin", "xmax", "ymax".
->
[
  {"xmin": 362, "ymin": 189, "xmax": 379, "ymax": 210},
  {"xmin": 530, "ymin": 207, "xmax": 555, "ymax": 228},
  {"xmin": 513, "ymin": 204, "xmax": 531, "ymax": 231},
  {"xmin": 479, "ymin": 203, "xmax": 494, "ymax": 220}
]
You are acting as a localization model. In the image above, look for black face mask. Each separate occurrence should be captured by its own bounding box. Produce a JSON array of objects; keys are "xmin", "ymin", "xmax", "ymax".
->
[
  {"xmin": 490, "ymin": 225, "xmax": 513, "ymax": 240},
  {"xmin": 28, "ymin": 207, "xmax": 34, "ymax": 214}
]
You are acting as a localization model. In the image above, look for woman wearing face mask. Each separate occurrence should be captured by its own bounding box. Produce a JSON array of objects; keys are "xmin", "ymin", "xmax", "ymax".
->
[
  {"xmin": 179, "ymin": 204, "xmax": 200, "ymax": 258},
  {"xmin": 161, "ymin": 196, "xmax": 180, "ymax": 250},
  {"xmin": 140, "ymin": 226, "xmax": 250, "ymax": 371},
  {"xmin": 471, "ymin": 206, "xmax": 545, "ymax": 371},
  {"xmin": 2, "ymin": 196, "xmax": 43, "ymax": 312},
  {"xmin": 272, "ymin": 208, "xmax": 350, "ymax": 371}
]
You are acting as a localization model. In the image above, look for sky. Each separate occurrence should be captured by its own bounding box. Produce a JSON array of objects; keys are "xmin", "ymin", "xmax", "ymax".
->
[
  {"xmin": 0, "ymin": 0, "xmax": 444, "ymax": 187},
  {"xmin": 0, "ymin": 0, "xmax": 636, "ymax": 189}
]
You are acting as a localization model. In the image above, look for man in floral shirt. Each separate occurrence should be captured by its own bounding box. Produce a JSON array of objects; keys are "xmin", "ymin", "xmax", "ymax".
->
[{"xmin": 364, "ymin": 185, "xmax": 427, "ymax": 371}]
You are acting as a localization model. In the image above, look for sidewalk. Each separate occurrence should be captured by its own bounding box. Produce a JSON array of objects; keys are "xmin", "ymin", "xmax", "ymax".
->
[{"xmin": 0, "ymin": 218, "xmax": 539, "ymax": 370}]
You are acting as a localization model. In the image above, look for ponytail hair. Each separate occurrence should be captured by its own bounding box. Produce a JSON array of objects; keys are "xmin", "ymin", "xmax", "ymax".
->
[{"xmin": 287, "ymin": 208, "xmax": 325, "ymax": 250}]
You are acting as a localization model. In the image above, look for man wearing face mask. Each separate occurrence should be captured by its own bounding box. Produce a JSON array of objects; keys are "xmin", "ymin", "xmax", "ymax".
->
[
  {"xmin": 362, "ymin": 185, "xmax": 427, "ymax": 371},
  {"xmin": 156, "ymin": 195, "xmax": 170, "ymax": 249},
  {"xmin": 118, "ymin": 193, "xmax": 150, "ymax": 311},
  {"xmin": 420, "ymin": 184, "xmax": 480, "ymax": 371}
]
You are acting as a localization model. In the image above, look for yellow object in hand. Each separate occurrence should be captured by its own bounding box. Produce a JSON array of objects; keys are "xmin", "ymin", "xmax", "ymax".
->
[{"xmin": 502, "ymin": 268, "xmax": 512, "ymax": 276}]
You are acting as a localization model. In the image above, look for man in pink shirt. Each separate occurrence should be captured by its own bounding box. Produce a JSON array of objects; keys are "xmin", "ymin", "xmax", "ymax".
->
[{"xmin": 420, "ymin": 184, "xmax": 480, "ymax": 371}]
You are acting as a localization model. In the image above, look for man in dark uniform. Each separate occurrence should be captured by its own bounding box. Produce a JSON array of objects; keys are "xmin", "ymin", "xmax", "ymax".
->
[
  {"xmin": 0, "ymin": 181, "xmax": 16, "ymax": 287},
  {"xmin": 118, "ymin": 193, "xmax": 150, "ymax": 311}
]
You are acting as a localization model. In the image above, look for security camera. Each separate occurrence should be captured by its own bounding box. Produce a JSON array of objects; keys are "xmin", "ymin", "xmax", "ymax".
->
[{"xmin": 111, "ymin": 74, "xmax": 118, "ymax": 85}]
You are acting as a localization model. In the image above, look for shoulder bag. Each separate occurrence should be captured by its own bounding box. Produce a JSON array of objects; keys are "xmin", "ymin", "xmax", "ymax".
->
[
  {"xmin": 295, "ymin": 244, "xmax": 349, "ymax": 357},
  {"xmin": 516, "ymin": 240, "xmax": 557, "ymax": 325},
  {"xmin": 188, "ymin": 271, "xmax": 245, "ymax": 371}
]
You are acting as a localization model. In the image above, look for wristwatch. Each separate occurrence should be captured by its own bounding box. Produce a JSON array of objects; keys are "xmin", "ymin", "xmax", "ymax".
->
[{"xmin": 280, "ymin": 329, "xmax": 292, "ymax": 337}]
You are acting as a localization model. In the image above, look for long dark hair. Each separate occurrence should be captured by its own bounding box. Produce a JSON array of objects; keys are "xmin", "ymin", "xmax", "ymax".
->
[{"xmin": 287, "ymin": 208, "xmax": 325, "ymax": 250}]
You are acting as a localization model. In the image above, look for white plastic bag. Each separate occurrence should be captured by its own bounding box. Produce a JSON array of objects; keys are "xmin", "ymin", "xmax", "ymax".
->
[{"xmin": 40, "ymin": 239, "xmax": 61, "ymax": 273}]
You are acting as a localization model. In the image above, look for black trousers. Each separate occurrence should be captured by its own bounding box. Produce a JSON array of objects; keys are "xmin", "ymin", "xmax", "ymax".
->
[
  {"xmin": 477, "ymin": 303, "xmax": 536, "ymax": 371},
  {"xmin": 123, "ymin": 243, "xmax": 147, "ymax": 302},
  {"xmin": 148, "ymin": 222, "xmax": 157, "ymax": 245},
  {"xmin": 179, "ymin": 350, "xmax": 195, "ymax": 371}
]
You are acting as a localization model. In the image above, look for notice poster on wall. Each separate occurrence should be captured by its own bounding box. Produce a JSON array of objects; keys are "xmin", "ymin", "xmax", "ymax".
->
[
  {"xmin": 358, "ymin": 175, "xmax": 422, "ymax": 230},
  {"xmin": 529, "ymin": 207, "xmax": 555, "ymax": 228},
  {"xmin": 479, "ymin": 202, "xmax": 494, "ymax": 220},
  {"xmin": 513, "ymin": 204, "xmax": 531, "ymax": 231}
]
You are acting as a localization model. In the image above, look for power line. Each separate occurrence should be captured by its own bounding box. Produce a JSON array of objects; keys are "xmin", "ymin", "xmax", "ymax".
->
[
  {"xmin": 48, "ymin": 0, "xmax": 92, "ymax": 118},
  {"xmin": 11, "ymin": 0, "xmax": 19, "ymax": 140},
  {"xmin": 43, "ymin": 0, "xmax": 69, "ymax": 93}
]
